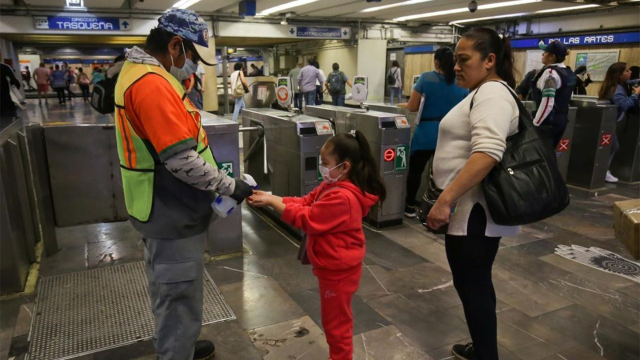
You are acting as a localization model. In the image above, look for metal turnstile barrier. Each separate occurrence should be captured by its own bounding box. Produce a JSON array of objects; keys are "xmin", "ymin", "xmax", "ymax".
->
[
  {"xmin": 305, "ymin": 105, "xmax": 411, "ymax": 227},
  {"xmin": 201, "ymin": 113, "xmax": 243, "ymax": 255},
  {"xmin": 567, "ymin": 99, "xmax": 618, "ymax": 189},
  {"xmin": 610, "ymin": 111, "xmax": 640, "ymax": 183},
  {"xmin": 361, "ymin": 102, "xmax": 418, "ymax": 138}
]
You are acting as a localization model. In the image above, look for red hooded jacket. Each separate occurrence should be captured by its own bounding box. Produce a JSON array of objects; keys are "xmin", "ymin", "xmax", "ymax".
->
[{"xmin": 282, "ymin": 180, "xmax": 379, "ymax": 276}]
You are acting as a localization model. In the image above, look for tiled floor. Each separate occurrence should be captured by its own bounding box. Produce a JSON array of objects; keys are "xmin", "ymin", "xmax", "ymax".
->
[{"xmin": 1, "ymin": 101, "xmax": 639, "ymax": 360}]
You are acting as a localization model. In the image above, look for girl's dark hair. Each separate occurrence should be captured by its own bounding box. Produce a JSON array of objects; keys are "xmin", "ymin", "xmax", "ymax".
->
[
  {"xmin": 462, "ymin": 28, "xmax": 516, "ymax": 89},
  {"xmin": 392, "ymin": 60, "xmax": 400, "ymax": 68},
  {"xmin": 599, "ymin": 62, "xmax": 628, "ymax": 100},
  {"xmin": 234, "ymin": 62, "xmax": 244, "ymax": 71},
  {"xmin": 325, "ymin": 131, "xmax": 387, "ymax": 202},
  {"xmin": 434, "ymin": 47, "xmax": 456, "ymax": 84}
]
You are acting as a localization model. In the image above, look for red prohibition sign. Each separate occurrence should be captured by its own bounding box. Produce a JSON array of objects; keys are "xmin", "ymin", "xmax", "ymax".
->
[
  {"xmin": 384, "ymin": 148, "xmax": 395, "ymax": 162},
  {"xmin": 558, "ymin": 139, "xmax": 570, "ymax": 152},
  {"xmin": 601, "ymin": 134, "xmax": 611, "ymax": 146}
]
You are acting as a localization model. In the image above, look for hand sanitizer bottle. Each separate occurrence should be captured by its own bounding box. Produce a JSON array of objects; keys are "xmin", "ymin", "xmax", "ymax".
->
[{"xmin": 212, "ymin": 174, "xmax": 257, "ymax": 218}]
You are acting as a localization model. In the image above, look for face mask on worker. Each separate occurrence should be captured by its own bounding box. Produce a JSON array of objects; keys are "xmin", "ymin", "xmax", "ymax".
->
[
  {"xmin": 169, "ymin": 41, "xmax": 189, "ymax": 81},
  {"xmin": 319, "ymin": 163, "xmax": 345, "ymax": 184}
]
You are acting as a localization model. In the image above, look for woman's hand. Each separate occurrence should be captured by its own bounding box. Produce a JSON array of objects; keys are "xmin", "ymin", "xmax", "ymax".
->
[
  {"xmin": 427, "ymin": 198, "xmax": 452, "ymax": 231},
  {"xmin": 633, "ymin": 86, "xmax": 640, "ymax": 95},
  {"xmin": 247, "ymin": 190, "xmax": 274, "ymax": 208}
]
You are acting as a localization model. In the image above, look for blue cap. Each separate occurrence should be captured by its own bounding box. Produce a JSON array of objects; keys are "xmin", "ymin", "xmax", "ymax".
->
[
  {"xmin": 158, "ymin": 9, "xmax": 216, "ymax": 66},
  {"xmin": 539, "ymin": 40, "xmax": 568, "ymax": 61}
]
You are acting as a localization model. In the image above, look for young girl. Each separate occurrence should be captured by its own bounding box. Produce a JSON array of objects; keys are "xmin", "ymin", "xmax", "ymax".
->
[{"xmin": 248, "ymin": 131, "xmax": 386, "ymax": 360}]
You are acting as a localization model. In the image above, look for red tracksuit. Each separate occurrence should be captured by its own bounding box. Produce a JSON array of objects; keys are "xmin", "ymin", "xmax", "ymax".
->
[{"xmin": 282, "ymin": 180, "xmax": 378, "ymax": 360}]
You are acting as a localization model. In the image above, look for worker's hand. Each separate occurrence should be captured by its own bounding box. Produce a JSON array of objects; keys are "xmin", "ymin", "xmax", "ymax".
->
[
  {"xmin": 230, "ymin": 178, "xmax": 253, "ymax": 204},
  {"xmin": 247, "ymin": 190, "xmax": 273, "ymax": 207},
  {"xmin": 186, "ymin": 89, "xmax": 192, "ymax": 94},
  {"xmin": 427, "ymin": 198, "xmax": 452, "ymax": 231}
]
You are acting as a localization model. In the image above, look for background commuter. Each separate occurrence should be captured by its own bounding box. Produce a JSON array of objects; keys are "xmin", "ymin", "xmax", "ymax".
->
[
  {"xmin": 107, "ymin": 55, "xmax": 126, "ymax": 80},
  {"xmin": 91, "ymin": 68, "xmax": 105, "ymax": 84},
  {"xmin": 76, "ymin": 68, "xmax": 91, "ymax": 103},
  {"xmin": 248, "ymin": 131, "xmax": 386, "ymax": 360},
  {"xmin": 515, "ymin": 68, "xmax": 538, "ymax": 100},
  {"xmin": 114, "ymin": 9, "xmax": 253, "ymax": 359},
  {"xmin": 195, "ymin": 62, "xmax": 206, "ymax": 106},
  {"xmin": 1, "ymin": 53, "xmax": 21, "ymax": 122},
  {"xmin": 388, "ymin": 60, "xmax": 403, "ymax": 104},
  {"xmin": 314, "ymin": 61, "xmax": 325, "ymax": 105},
  {"xmin": 401, "ymin": 47, "xmax": 468, "ymax": 218},
  {"xmin": 298, "ymin": 59, "xmax": 324, "ymax": 107},
  {"xmin": 325, "ymin": 62, "xmax": 352, "ymax": 106},
  {"xmin": 184, "ymin": 65, "xmax": 202, "ymax": 109},
  {"xmin": 630, "ymin": 65, "xmax": 640, "ymax": 81},
  {"xmin": 531, "ymin": 41, "xmax": 576, "ymax": 147},
  {"xmin": 33, "ymin": 62, "xmax": 50, "ymax": 104},
  {"xmin": 62, "ymin": 62, "xmax": 76, "ymax": 101},
  {"xmin": 22, "ymin": 66, "xmax": 35, "ymax": 91},
  {"xmin": 573, "ymin": 65, "xmax": 593, "ymax": 95},
  {"xmin": 50, "ymin": 64, "xmax": 67, "ymax": 105},
  {"xmin": 598, "ymin": 62, "xmax": 640, "ymax": 183},
  {"xmin": 231, "ymin": 62, "xmax": 250, "ymax": 122},
  {"xmin": 248, "ymin": 63, "xmax": 260, "ymax": 76},
  {"xmin": 288, "ymin": 62, "xmax": 303, "ymax": 109},
  {"xmin": 427, "ymin": 28, "xmax": 520, "ymax": 360}
]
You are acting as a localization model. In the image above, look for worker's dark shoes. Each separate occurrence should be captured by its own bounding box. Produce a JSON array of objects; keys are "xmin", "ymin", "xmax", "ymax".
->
[
  {"xmin": 193, "ymin": 340, "xmax": 215, "ymax": 360},
  {"xmin": 404, "ymin": 205, "xmax": 417, "ymax": 218},
  {"xmin": 452, "ymin": 343, "xmax": 477, "ymax": 360}
]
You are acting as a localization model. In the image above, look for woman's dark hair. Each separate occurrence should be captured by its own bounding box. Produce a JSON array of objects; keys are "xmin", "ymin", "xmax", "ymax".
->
[
  {"xmin": 462, "ymin": 28, "xmax": 516, "ymax": 89},
  {"xmin": 146, "ymin": 27, "xmax": 197, "ymax": 60},
  {"xmin": 599, "ymin": 62, "xmax": 628, "ymax": 100},
  {"xmin": 392, "ymin": 60, "xmax": 400, "ymax": 68},
  {"xmin": 325, "ymin": 131, "xmax": 387, "ymax": 202},
  {"xmin": 54, "ymin": 64, "xmax": 60, "ymax": 70},
  {"xmin": 574, "ymin": 65, "xmax": 587, "ymax": 75},
  {"xmin": 78, "ymin": 68, "xmax": 83, "ymax": 73},
  {"xmin": 234, "ymin": 62, "xmax": 244, "ymax": 71},
  {"xmin": 434, "ymin": 47, "xmax": 456, "ymax": 84},
  {"xmin": 114, "ymin": 55, "xmax": 125, "ymax": 63},
  {"xmin": 630, "ymin": 66, "xmax": 640, "ymax": 81}
]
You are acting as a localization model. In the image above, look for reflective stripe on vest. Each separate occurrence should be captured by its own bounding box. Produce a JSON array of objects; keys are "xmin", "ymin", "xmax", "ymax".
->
[{"xmin": 114, "ymin": 61, "xmax": 218, "ymax": 221}]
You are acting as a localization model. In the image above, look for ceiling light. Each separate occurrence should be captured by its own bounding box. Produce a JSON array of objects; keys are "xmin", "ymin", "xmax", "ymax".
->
[
  {"xmin": 395, "ymin": 0, "xmax": 540, "ymax": 21},
  {"xmin": 535, "ymin": 4, "xmax": 600, "ymax": 13},
  {"xmin": 258, "ymin": 0, "xmax": 318, "ymax": 16},
  {"xmin": 450, "ymin": 12, "xmax": 528, "ymax": 24},
  {"xmin": 361, "ymin": 0, "xmax": 434, "ymax": 13},
  {"xmin": 171, "ymin": 0, "xmax": 202, "ymax": 9}
]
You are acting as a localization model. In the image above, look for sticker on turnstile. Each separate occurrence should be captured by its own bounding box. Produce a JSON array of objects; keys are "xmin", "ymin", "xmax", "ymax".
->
[
  {"xmin": 257, "ymin": 86, "xmax": 267, "ymax": 101},
  {"xmin": 220, "ymin": 162, "xmax": 234, "ymax": 177},
  {"xmin": 394, "ymin": 116, "xmax": 410, "ymax": 129},
  {"xmin": 558, "ymin": 139, "xmax": 570, "ymax": 152},
  {"xmin": 315, "ymin": 121, "xmax": 333, "ymax": 135},
  {"xmin": 395, "ymin": 146, "xmax": 408, "ymax": 171},
  {"xmin": 601, "ymin": 134, "xmax": 611, "ymax": 146}
]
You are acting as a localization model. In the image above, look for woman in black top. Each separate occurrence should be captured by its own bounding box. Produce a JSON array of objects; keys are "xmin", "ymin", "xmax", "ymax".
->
[{"xmin": 573, "ymin": 65, "xmax": 593, "ymax": 95}]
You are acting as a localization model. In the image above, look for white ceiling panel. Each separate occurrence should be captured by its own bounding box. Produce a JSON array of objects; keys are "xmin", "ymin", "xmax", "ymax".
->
[
  {"xmin": 132, "ymin": 0, "xmax": 175, "ymax": 10},
  {"xmin": 191, "ymin": 0, "xmax": 241, "ymax": 12},
  {"xmin": 23, "ymin": 0, "xmax": 126, "ymax": 8}
]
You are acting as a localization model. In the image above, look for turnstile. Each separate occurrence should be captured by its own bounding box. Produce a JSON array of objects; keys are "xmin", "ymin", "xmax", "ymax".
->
[
  {"xmin": 305, "ymin": 105, "xmax": 411, "ymax": 227},
  {"xmin": 610, "ymin": 111, "xmax": 640, "ymax": 183},
  {"xmin": 201, "ymin": 113, "xmax": 243, "ymax": 255},
  {"xmin": 361, "ymin": 102, "xmax": 418, "ymax": 137},
  {"xmin": 567, "ymin": 99, "xmax": 618, "ymax": 189}
]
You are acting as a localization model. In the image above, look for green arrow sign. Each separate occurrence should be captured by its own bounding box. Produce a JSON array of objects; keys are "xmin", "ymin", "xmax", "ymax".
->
[
  {"xmin": 395, "ymin": 146, "xmax": 408, "ymax": 171},
  {"xmin": 220, "ymin": 162, "xmax": 234, "ymax": 177}
]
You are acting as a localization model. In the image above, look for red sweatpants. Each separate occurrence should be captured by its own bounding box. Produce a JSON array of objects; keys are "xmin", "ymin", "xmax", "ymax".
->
[{"xmin": 315, "ymin": 266, "xmax": 362, "ymax": 360}]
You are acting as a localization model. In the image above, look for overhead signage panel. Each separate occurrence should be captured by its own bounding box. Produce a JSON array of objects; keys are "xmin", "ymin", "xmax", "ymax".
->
[
  {"xmin": 34, "ymin": 16, "xmax": 131, "ymax": 31},
  {"xmin": 510, "ymin": 32, "xmax": 640, "ymax": 49},
  {"xmin": 288, "ymin": 27, "xmax": 350, "ymax": 39}
]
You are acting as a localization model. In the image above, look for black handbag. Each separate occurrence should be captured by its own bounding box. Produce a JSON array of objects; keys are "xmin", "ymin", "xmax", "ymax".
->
[
  {"xmin": 417, "ymin": 158, "xmax": 449, "ymax": 234},
  {"xmin": 477, "ymin": 81, "xmax": 570, "ymax": 226}
]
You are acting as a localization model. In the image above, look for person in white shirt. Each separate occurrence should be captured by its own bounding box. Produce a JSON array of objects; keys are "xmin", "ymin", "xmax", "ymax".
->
[
  {"xmin": 427, "ymin": 28, "xmax": 519, "ymax": 360},
  {"xmin": 313, "ymin": 61, "xmax": 325, "ymax": 105},
  {"xmin": 388, "ymin": 61, "xmax": 403, "ymax": 104},
  {"xmin": 230, "ymin": 62, "xmax": 249, "ymax": 122}
]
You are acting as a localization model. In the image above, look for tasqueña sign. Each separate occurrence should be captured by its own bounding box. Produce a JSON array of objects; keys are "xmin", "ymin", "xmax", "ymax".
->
[{"xmin": 34, "ymin": 16, "xmax": 131, "ymax": 31}]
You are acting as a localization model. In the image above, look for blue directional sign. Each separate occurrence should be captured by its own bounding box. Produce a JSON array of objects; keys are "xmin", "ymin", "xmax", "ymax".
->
[
  {"xmin": 510, "ymin": 32, "xmax": 639, "ymax": 48},
  {"xmin": 34, "ymin": 16, "xmax": 131, "ymax": 31},
  {"xmin": 290, "ymin": 27, "xmax": 350, "ymax": 39}
]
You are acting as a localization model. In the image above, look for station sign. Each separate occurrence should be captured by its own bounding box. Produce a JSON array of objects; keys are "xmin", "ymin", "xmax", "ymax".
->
[
  {"xmin": 288, "ymin": 27, "xmax": 350, "ymax": 39},
  {"xmin": 34, "ymin": 16, "xmax": 131, "ymax": 31},
  {"xmin": 405, "ymin": 45, "xmax": 441, "ymax": 54},
  {"xmin": 510, "ymin": 32, "xmax": 640, "ymax": 49}
]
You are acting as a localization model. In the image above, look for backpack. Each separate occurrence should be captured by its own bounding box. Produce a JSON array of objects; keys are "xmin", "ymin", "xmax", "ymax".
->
[
  {"xmin": 328, "ymin": 72, "xmax": 345, "ymax": 94},
  {"xmin": 387, "ymin": 68, "xmax": 398, "ymax": 86},
  {"xmin": 90, "ymin": 75, "xmax": 117, "ymax": 114}
]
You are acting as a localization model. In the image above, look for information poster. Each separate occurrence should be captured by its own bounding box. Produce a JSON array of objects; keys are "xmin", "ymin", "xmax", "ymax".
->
[
  {"xmin": 575, "ymin": 51, "xmax": 619, "ymax": 81},
  {"xmin": 525, "ymin": 50, "xmax": 544, "ymax": 74}
]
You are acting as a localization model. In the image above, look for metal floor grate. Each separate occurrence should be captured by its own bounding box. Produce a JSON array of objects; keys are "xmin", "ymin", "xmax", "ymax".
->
[{"xmin": 28, "ymin": 261, "xmax": 235, "ymax": 360}]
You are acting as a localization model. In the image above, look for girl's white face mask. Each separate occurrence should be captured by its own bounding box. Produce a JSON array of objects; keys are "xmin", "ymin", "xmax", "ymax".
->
[{"xmin": 319, "ymin": 163, "xmax": 345, "ymax": 183}]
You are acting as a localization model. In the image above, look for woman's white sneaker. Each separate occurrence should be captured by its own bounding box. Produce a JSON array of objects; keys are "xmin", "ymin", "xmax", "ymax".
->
[{"xmin": 605, "ymin": 171, "xmax": 619, "ymax": 183}]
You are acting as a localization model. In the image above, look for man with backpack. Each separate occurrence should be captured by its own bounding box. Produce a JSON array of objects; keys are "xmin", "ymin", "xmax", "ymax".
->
[
  {"xmin": 325, "ymin": 62, "xmax": 352, "ymax": 106},
  {"xmin": 387, "ymin": 60, "xmax": 402, "ymax": 104}
]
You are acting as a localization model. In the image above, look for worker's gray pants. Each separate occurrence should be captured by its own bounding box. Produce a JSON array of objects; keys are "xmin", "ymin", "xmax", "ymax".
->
[{"xmin": 143, "ymin": 232, "xmax": 206, "ymax": 360}]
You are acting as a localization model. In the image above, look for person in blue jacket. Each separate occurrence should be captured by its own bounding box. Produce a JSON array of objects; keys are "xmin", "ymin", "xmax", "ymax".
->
[
  {"xmin": 401, "ymin": 47, "xmax": 468, "ymax": 218},
  {"xmin": 598, "ymin": 62, "xmax": 640, "ymax": 183}
]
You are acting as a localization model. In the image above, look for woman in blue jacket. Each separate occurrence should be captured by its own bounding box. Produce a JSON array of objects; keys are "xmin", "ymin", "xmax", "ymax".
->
[
  {"xmin": 402, "ymin": 47, "xmax": 468, "ymax": 217},
  {"xmin": 598, "ymin": 62, "xmax": 640, "ymax": 183}
]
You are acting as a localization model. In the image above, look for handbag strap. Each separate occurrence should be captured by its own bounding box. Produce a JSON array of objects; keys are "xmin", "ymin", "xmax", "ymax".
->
[{"xmin": 469, "ymin": 80, "xmax": 532, "ymax": 133}]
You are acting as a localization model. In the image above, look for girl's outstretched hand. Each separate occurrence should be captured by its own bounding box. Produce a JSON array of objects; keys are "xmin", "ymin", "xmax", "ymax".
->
[{"xmin": 247, "ymin": 190, "xmax": 273, "ymax": 208}]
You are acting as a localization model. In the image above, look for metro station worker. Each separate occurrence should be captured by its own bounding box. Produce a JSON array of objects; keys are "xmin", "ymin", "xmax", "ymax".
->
[
  {"xmin": 531, "ymin": 40, "xmax": 577, "ymax": 147},
  {"xmin": 401, "ymin": 47, "xmax": 468, "ymax": 218},
  {"xmin": 114, "ymin": 9, "xmax": 252, "ymax": 360}
]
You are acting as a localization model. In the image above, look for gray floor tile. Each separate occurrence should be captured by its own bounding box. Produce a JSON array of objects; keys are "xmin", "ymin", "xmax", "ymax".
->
[
  {"xmin": 55, "ymin": 221, "xmax": 140, "ymax": 247},
  {"xmin": 253, "ymin": 255, "xmax": 318, "ymax": 294},
  {"xmin": 218, "ymin": 276, "xmax": 306, "ymax": 330},
  {"xmin": 511, "ymin": 340, "xmax": 560, "ymax": 360},
  {"xmin": 366, "ymin": 262, "xmax": 453, "ymax": 296},
  {"xmin": 241, "ymin": 227, "xmax": 300, "ymax": 260},
  {"xmin": 495, "ymin": 244, "xmax": 573, "ymax": 284},
  {"xmin": 353, "ymin": 325, "xmax": 434, "ymax": 360},
  {"xmin": 408, "ymin": 241, "xmax": 451, "ymax": 272},
  {"xmin": 247, "ymin": 315, "xmax": 329, "ymax": 360},
  {"xmin": 200, "ymin": 320, "xmax": 262, "ymax": 360},
  {"xmin": 38, "ymin": 245, "xmax": 87, "ymax": 277},
  {"xmin": 497, "ymin": 319, "xmax": 545, "ymax": 351},
  {"xmin": 400, "ymin": 284, "xmax": 463, "ymax": 311},
  {"xmin": 356, "ymin": 265, "xmax": 396, "ymax": 301},
  {"xmin": 379, "ymin": 224, "xmax": 437, "ymax": 249},
  {"xmin": 541, "ymin": 344, "xmax": 612, "ymax": 360},
  {"xmin": 204, "ymin": 254, "xmax": 269, "ymax": 288},
  {"xmin": 496, "ymin": 308, "xmax": 578, "ymax": 351},
  {"xmin": 363, "ymin": 228, "xmax": 429, "ymax": 270},
  {"xmin": 616, "ymin": 283, "xmax": 639, "ymax": 299},
  {"xmin": 539, "ymin": 253, "xmax": 637, "ymax": 290},
  {"xmin": 85, "ymin": 238, "xmax": 144, "ymax": 268}
]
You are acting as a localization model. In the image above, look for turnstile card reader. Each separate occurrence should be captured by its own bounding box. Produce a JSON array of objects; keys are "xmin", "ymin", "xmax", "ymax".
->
[
  {"xmin": 276, "ymin": 76, "xmax": 294, "ymax": 109},
  {"xmin": 352, "ymin": 76, "xmax": 368, "ymax": 104},
  {"xmin": 305, "ymin": 105, "xmax": 411, "ymax": 227}
]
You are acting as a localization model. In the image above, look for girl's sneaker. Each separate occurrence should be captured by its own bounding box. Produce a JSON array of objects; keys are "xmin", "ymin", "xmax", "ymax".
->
[{"xmin": 404, "ymin": 205, "xmax": 417, "ymax": 218}]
